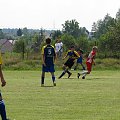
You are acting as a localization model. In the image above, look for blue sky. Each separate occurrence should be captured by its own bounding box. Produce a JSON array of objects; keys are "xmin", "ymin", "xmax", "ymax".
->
[{"xmin": 0, "ymin": 0, "xmax": 120, "ymax": 31}]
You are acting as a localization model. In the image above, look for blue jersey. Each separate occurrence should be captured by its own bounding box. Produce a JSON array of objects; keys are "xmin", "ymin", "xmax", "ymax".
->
[
  {"xmin": 77, "ymin": 56, "xmax": 83, "ymax": 63},
  {"xmin": 42, "ymin": 45, "xmax": 56, "ymax": 66}
]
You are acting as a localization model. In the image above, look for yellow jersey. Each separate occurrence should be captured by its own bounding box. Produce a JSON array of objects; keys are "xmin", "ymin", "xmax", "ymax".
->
[{"xmin": 0, "ymin": 52, "xmax": 2, "ymax": 65}]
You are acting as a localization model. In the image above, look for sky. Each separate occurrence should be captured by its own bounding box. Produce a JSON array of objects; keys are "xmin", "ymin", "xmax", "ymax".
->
[{"xmin": 0, "ymin": 0, "xmax": 120, "ymax": 31}]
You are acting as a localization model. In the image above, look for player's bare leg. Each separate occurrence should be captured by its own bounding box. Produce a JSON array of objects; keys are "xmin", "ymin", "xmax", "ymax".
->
[
  {"xmin": 58, "ymin": 67, "xmax": 72, "ymax": 79},
  {"xmin": 78, "ymin": 70, "xmax": 89, "ymax": 79},
  {"xmin": 74, "ymin": 63, "xmax": 78, "ymax": 70},
  {"xmin": 81, "ymin": 63, "xmax": 86, "ymax": 70}
]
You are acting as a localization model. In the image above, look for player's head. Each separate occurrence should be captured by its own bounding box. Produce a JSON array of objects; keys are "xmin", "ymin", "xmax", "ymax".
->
[
  {"xmin": 76, "ymin": 48, "xmax": 83, "ymax": 54},
  {"xmin": 70, "ymin": 45, "xmax": 75, "ymax": 51},
  {"xmin": 46, "ymin": 38, "xmax": 51, "ymax": 44},
  {"xmin": 78, "ymin": 48, "xmax": 83, "ymax": 54},
  {"xmin": 92, "ymin": 46, "xmax": 98, "ymax": 52}
]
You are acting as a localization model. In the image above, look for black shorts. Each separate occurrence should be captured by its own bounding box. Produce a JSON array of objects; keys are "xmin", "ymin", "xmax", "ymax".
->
[{"xmin": 64, "ymin": 59, "xmax": 74, "ymax": 68}]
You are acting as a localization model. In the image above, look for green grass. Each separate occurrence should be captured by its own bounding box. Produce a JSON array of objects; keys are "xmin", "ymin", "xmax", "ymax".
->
[{"xmin": 1, "ymin": 70, "xmax": 120, "ymax": 120}]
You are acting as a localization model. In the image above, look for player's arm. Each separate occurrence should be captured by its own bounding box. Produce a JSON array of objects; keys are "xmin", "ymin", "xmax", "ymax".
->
[
  {"xmin": 72, "ymin": 51, "xmax": 80, "ymax": 59},
  {"xmin": 81, "ymin": 54, "xmax": 84, "ymax": 60},
  {"xmin": 63, "ymin": 55, "xmax": 67, "ymax": 60},
  {"xmin": 41, "ymin": 54, "xmax": 46, "ymax": 66},
  {"xmin": 92, "ymin": 55, "xmax": 96, "ymax": 65},
  {"xmin": 41, "ymin": 46, "xmax": 46, "ymax": 66},
  {"xmin": 63, "ymin": 51, "xmax": 68, "ymax": 60},
  {"xmin": 0, "ymin": 65, "xmax": 6, "ymax": 87},
  {"xmin": 0, "ymin": 54, "xmax": 6, "ymax": 87}
]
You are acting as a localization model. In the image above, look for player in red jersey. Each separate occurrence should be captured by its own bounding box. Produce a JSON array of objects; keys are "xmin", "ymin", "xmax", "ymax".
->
[{"xmin": 77, "ymin": 46, "xmax": 98, "ymax": 79}]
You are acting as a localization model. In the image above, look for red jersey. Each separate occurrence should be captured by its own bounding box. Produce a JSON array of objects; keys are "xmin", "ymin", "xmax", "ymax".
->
[{"xmin": 86, "ymin": 50, "xmax": 96, "ymax": 64}]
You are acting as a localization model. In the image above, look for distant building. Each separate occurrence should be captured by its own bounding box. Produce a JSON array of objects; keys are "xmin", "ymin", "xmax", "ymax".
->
[
  {"xmin": 0, "ymin": 39, "xmax": 14, "ymax": 53},
  {"xmin": 88, "ymin": 32, "xmax": 95, "ymax": 39}
]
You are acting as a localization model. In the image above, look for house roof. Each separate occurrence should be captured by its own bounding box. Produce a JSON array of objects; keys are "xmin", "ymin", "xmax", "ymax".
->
[
  {"xmin": 0, "ymin": 39, "xmax": 13, "ymax": 46},
  {"xmin": 0, "ymin": 39, "xmax": 13, "ymax": 53}
]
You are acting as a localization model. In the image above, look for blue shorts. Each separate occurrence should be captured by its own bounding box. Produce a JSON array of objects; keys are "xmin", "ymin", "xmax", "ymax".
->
[
  {"xmin": 77, "ymin": 56, "xmax": 83, "ymax": 63},
  {"xmin": 42, "ymin": 64, "xmax": 55, "ymax": 72}
]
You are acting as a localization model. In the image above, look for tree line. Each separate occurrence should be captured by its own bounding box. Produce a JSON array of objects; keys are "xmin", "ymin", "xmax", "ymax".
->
[{"xmin": 0, "ymin": 9, "xmax": 120, "ymax": 59}]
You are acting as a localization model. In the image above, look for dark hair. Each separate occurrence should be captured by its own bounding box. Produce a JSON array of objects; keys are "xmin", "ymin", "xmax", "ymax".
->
[
  {"xmin": 70, "ymin": 45, "xmax": 74, "ymax": 48},
  {"xmin": 76, "ymin": 48, "xmax": 84, "ymax": 54},
  {"xmin": 46, "ymin": 38, "xmax": 51, "ymax": 44},
  {"xmin": 80, "ymin": 49, "xmax": 84, "ymax": 54}
]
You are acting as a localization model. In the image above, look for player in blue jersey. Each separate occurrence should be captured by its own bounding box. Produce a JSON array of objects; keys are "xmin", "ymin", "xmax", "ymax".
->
[
  {"xmin": 58, "ymin": 46, "xmax": 79, "ymax": 79},
  {"xmin": 41, "ymin": 38, "xmax": 56, "ymax": 87},
  {"xmin": 0, "ymin": 52, "xmax": 9, "ymax": 120},
  {"xmin": 74, "ymin": 48, "xmax": 85, "ymax": 70}
]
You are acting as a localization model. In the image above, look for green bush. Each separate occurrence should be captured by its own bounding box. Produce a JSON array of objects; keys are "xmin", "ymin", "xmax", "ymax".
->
[
  {"xmin": 2, "ymin": 52, "xmax": 120, "ymax": 70},
  {"xmin": 94, "ymin": 58, "xmax": 120, "ymax": 70}
]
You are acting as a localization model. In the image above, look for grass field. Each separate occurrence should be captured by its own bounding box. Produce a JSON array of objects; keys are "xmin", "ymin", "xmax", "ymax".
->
[{"xmin": 1, "ymin": 70, "xmax": 120, "ymax": 120}]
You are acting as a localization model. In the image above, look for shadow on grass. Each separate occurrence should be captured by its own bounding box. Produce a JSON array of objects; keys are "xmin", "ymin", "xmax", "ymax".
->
[
  {"xmin": 58, "ymin": 77, "xmax": 76, "ymax": 80},
  {"xmin": 57, "ymin": 77, "xmax": 104, "ymax": 80},
  {"xmin": 61, "ymin": 77, "xmax": 103, "ymax": 80},
  {"xmin": 86, "ymin": 77, "xmax": 103, "ymax": 80},
  {"xmin": 41, "ymin": 86, "xmax": 54, "ymax": 87}
]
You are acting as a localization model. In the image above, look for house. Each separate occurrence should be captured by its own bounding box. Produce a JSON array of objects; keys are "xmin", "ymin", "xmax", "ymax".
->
[{"xmin": 0, "ymin": 39, "xmax": 14, "ymax": 53}]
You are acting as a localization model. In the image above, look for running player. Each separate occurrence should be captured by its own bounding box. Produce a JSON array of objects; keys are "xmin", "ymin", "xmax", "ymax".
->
[
  {"xmin": 58, "ymin": 46, "xmax": 79, "ymax": 79},
  {"xmin": 77, "ymin": 46, "xmax": 98, "ymax": 79}
]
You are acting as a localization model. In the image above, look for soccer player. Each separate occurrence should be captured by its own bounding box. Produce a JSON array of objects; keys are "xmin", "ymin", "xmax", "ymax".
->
[
  {"xmin": 41, "ymin": 38, "xmax": 56, "ymax": 87},
  {"xmin": 58, "ymin": 46, "xmax": 79, "ymax": 79},
  {"xmin": 77, "ymin": 46, "xmax": 98, "ymax": 79},
  {"xmin": 74, "ymin": 48, "xmax": 85, "ymax": 70},
  {"xmin": 0, "ymin": 52, "xmax": 9, "ymax": 120}
]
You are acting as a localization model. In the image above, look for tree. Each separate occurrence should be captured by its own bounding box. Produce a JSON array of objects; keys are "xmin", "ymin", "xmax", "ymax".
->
[
  {"xmin": 99, "ymin": 21, "xmax": 120, "ymax": 58},
  {"xmin": 116, "ymin": 9, "xmax": 120, "ymax": 20},
  {"xmin": 22, "ymin": 27, "xmax": 28, "ymax": 36},
  {"xmin": 92, "ymin": 14, "xmax": 115, "ymax": 39},
  {"xmin": 39, "ymin": 28, "xmax": 45, "ymax": 44},
  {"xmin": 13, "ymin": 39, "xmax": 26, "ymax": 59},
  {"xmin": 76, "ymin": 36, "xmax": 89, "ymax": 52},
  {"xmin": 61, "ymin": 34, "xmax": 75, "ymax": 50},
  {"xmin": 62, "ymin": 19, "xmax": 80, "ymax": 38},
  {"xmin": 91, "ymin": 22, "xmax": 98, "ymax": 38},
  {"xmin": 0, "ymin": 29, "xmax": 4, "ymax": 39},
  {"xmin": 51, "ymin": 30, "xmax": 62, "ymax": 40},
  {"xmin": 17, "ymin": 28, "xmax": 22, "ymax": 36},
  {"xmin": 31, "ymin": 28, "xmax": 45, "ymax": 52}
]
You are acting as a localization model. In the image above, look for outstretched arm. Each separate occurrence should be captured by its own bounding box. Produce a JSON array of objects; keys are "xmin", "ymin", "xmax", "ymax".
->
[{"xmin": 63, "ymin": 54, "xmax": 68, "ymax": 60}]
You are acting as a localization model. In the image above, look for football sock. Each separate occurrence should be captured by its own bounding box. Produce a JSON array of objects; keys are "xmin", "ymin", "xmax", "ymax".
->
[
  {"xmin": 0, "ymin": 100, "xmax": 7, "ymax": 120},
  {"xmin": 59, "ymin": 71, "xmax": 66, "ymax": 78},
  {"xmin": 66, "ymin": 70, "xmax": 71, "ymax": 74},
  {"xmin": 83, "ymin": 66, "xmax": 85, "ymax": 70},
  {"xmin": 81, "ymin": 70, "xmax": 88, "ymax": 75},
  {"xmin": 82, "ymin": 73, "xmax": 87, "ymax": 77},
  {"xmin": 41, "ymin": 77, "xmax": 44, "ymax": 84},
  {"xmin": 52, "ymin": 76, "xmax": 55, "ymax": 83},
  {"xmin": 74, "ymin": 66, "xmax": 77, "ymax": 70}
]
